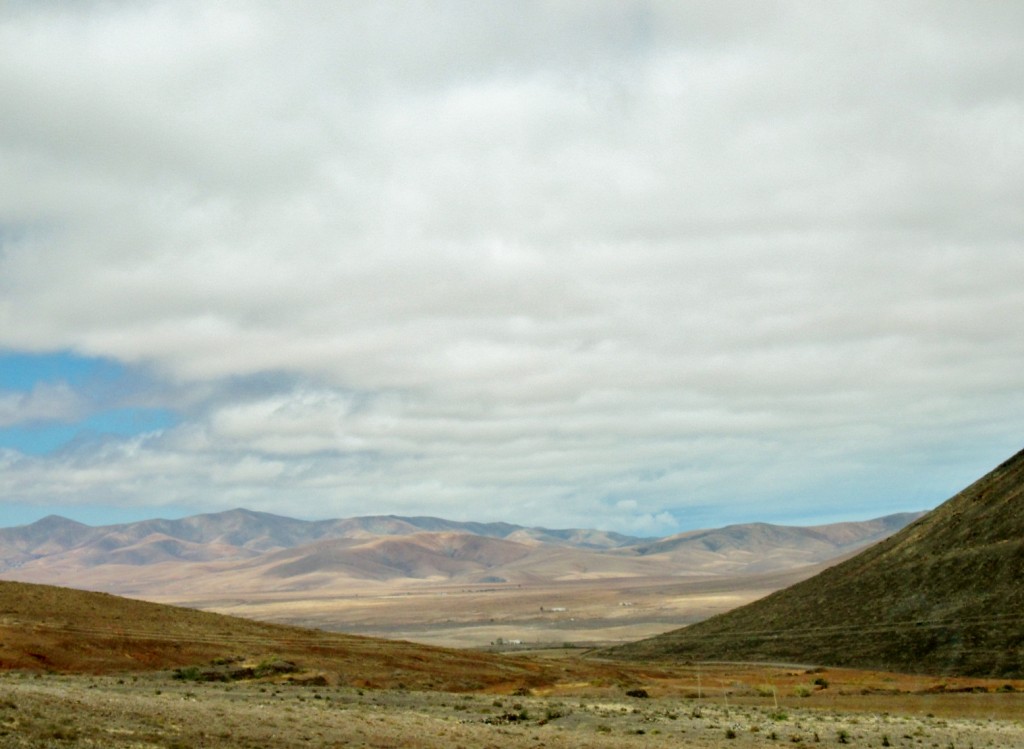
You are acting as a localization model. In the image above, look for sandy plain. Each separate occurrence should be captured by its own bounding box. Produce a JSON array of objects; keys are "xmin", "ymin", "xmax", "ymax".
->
[{"xmin": 160, "ymin": 569, "xmax": 815, "ymax": 649}]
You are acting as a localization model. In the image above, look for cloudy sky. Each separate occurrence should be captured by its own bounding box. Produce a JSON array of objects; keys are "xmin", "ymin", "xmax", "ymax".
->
[{"xmin": 0, "ymin": 2, "xmax": 1022, "ymax": 535}]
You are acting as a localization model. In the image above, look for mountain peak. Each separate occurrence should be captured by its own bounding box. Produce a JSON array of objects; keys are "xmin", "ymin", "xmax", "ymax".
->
[{"xmin": 31, "ymin": 514, "xmax": 88, "ymax": 528}]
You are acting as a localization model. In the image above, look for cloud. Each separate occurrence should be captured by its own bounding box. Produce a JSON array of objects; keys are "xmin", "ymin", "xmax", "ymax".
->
[
  {"xmin": 0, "ymin": 382, "xmax": 85, "ymax": 427},
  {"xmin": 0, "ymin": 2, "xmax": 1021, "ymax": 529}
]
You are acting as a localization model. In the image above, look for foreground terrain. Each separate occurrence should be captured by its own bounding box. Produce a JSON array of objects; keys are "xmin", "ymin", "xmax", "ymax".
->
[
  {"xmin": 2, "ymin": 666, "xmax": 1023, "ymax": 748},
  {"xmin": 3, "ymin": 576, "xmax": 1024, "ymax": 747}
]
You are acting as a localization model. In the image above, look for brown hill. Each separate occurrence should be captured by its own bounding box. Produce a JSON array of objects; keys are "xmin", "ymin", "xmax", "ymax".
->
[
  {"xmin": 0, "ymin": 579, "xmax": 663, "ymax": 691},
  {"xmin": 605, "ymin": 448, "xmax": 1024, "ymax": 677}
]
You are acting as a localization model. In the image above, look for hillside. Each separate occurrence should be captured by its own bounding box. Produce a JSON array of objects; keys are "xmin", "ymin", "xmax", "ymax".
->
[
  {"xmin": 0, "ymin": 579, "xmax": 668, "ymax": 692},
  {"xmin": 260, "ymin": 532, "xmax": 537, "ymax": 581},
  {"xmin": 605, "ymin": 448, "xmax": 1024, "ymax": 677}
]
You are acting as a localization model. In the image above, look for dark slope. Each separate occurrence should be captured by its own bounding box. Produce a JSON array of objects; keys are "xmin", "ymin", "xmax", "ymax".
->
[{"xmin": 605, "ymin": 448, "xmax": 1024, "ymax": 677}]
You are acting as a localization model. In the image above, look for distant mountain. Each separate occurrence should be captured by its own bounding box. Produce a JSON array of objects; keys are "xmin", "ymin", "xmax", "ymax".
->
[
  {"xmin": 220, "ymin": 531, "xmax": 685, "ymax": 591},
  {"xmin": 605, "ymin": 448, "xmax": 1024, "ymax": 677},
  {"xmin": 0, "ymin": 508, "xmax": 921, "ymax": 598},
  {"xmin": 260, "ymin": 532, "xmax": 538, "ymax": 582},
  {"xmin": 333, "ymin": 515, "xmax": 526, "ymax": 541},
  {"xmin": 627, "ymin": 513, "xmax": 922, "ymax": 575},
  {"xmin": 0, "ymin": 508, "xmax": 644, "ymax": 571}
]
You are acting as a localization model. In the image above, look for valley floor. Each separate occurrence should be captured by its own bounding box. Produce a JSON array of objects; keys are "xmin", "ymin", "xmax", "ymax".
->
[
  {"xmin": 2, "ymin": 668, "xmax": 1024, "ymax": 748},
  {"xmin": 162, "ymin": 571, "xmax": 812, "ymax": 649}
]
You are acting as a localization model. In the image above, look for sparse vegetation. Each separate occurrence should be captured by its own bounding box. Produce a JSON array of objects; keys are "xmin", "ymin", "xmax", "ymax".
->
[
  {"xmin": 543, "ymin": 704, "xmax": 565, "ymax": 721},
  {"xmin": 1, "ymin": 672, "xmax": 1022, "ymax": 748}
]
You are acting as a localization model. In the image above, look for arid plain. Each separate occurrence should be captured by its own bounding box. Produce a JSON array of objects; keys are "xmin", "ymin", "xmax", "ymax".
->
[{"xmin": 173, "ymin": 568, "xmax": 823, "ymax": 649}]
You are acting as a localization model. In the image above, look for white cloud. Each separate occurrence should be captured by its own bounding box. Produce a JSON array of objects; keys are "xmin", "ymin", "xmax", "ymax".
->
[
  {"xmin": 0, "ymin": 2, "xmax": 1022, "ymax": 530},
  {"xmin": 0, "ymin": 382, "xmax": 86, "ymax": 426}
]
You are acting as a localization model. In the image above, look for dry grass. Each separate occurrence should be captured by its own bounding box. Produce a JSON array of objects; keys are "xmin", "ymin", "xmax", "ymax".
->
[{"xmin": 2, "ymin": 670, "xmax": 1023, "ymax": 749}]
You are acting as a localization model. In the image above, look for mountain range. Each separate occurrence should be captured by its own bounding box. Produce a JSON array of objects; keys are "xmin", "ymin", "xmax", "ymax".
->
[{"xmin": 0, "ymin": 508, "xmax": 920, "ymax": 598}]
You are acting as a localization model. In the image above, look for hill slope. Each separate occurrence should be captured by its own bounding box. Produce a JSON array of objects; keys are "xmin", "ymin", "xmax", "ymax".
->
[
  {"xmin": 605, "ymin": 448, "xmax": 1024, "ymax": 677},
  {"xmin": 0, "ymin": 579, "xmax": 657, "ymax": 691}
]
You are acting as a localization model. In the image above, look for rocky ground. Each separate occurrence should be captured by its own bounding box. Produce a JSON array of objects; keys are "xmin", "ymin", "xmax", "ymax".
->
[{"xmin": 1, "ymin": 671, "xmax": 1022, "ymax": 748}]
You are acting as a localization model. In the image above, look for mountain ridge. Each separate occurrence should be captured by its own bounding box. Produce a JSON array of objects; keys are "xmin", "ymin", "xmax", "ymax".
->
[
  {"xmin": 0, "ymin": 508, "xmax": 649, "ymax": 567},
  {"xmin": 0, "ymin": 508, "xmax": 922, "ymax": 598}
]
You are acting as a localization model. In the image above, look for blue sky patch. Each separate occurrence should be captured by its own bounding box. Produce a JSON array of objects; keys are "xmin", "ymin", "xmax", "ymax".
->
[
  {"xmin": 0, "ymin": 407, "xmax": 176, "ymax": 455},
  {"xmin": 0, "ymin": 350, "xmax": 128, "ymax": 392},
  {"xmin": 0, "ymin": 350, "xmax": 177, "ymax": 454}
]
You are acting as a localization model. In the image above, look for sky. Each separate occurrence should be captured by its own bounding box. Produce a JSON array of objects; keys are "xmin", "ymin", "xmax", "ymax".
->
[{"xmin": 0, "ymin": 2, "xmax": 1022, "ymax": 535}]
